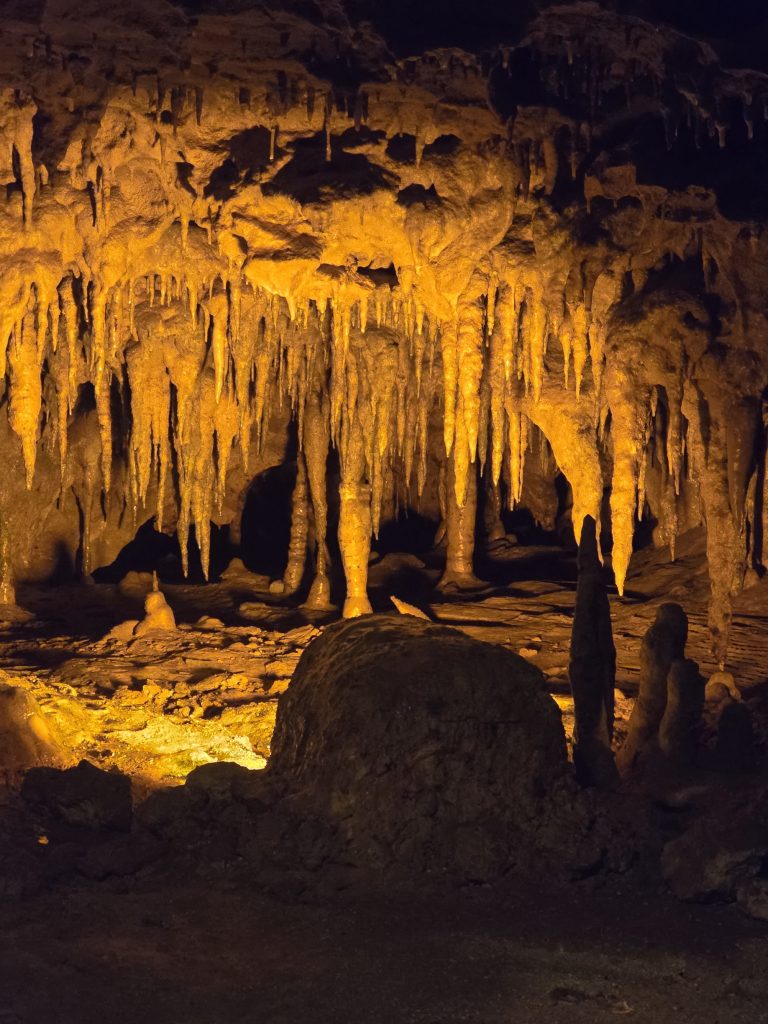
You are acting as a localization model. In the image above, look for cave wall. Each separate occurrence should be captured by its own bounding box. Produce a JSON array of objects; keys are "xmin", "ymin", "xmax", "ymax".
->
[{"xmin": 1, "ymin": 0, "xmax": 768, "ymax": 659}]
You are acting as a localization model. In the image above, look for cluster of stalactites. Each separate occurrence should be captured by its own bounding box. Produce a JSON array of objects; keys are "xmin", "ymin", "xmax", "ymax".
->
[
  {"xmin": 0, "ymin": 256, "xmax": 754, "ymax": 670},
  {"xmin": 440, "ymin": 266, "xmax": 622, "ymax": 530},
  {"xmin": 439, "ymin": 265, "xmax": 720, "ymax": 613},
  {"xmin": 0, "ymin": 268, "xmax": 444, "ymax": 580}
]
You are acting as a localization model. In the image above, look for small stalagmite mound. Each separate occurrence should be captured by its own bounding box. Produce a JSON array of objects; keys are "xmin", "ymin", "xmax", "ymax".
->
[
  {"xmin": 268, "ymin": 615, "xmax": 635, "ymax": 882},
  {"xmin": 133, "ymin": 587, "xmax": 176, "ymax": 636}
]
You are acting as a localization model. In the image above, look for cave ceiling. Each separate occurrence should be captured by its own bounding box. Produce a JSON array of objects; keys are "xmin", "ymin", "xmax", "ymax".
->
[{"xmin": 1, "ymin": 0, "xmax": 768, "ymax": 660}]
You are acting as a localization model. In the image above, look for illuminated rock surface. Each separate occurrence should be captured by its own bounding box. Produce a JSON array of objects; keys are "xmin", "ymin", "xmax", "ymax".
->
[
  {"xmin": 1, "ymin": 1, "xmax": 768, "ymax": 1017},
  {"xmin": 0, "ymin": 0, "xmax": 768, "ymax": 656}
]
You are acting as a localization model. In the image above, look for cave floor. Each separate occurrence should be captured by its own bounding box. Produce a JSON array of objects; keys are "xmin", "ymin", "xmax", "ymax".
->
[
  {"xmin": 1, "ymin": 870, "xmax": 767, "ymax": 1024},
  {"xmin": 1, "ymin": 528, "xmax": 768, "ymax": 786},
  {"xmin": 2, "ymin": 533, "xmax": 768, "ymax": 1022}
]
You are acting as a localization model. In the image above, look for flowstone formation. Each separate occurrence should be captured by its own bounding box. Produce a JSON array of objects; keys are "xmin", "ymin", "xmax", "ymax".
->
[{"xmin": 1, "ymin": 1, "xmax": 768, "ymax": 658}]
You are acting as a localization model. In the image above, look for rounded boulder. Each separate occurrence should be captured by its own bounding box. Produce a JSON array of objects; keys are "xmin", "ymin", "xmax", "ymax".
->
[{"xmin": 268, "ymin": 614, "xmax": 568, "ymax": 880}]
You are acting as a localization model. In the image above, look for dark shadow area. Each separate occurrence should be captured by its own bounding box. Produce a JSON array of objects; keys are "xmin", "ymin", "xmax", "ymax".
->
[
  {"xmin": 386, "ymin": 133, "xmax": 416, "ymax": 163},
  {"xmin": 396, "ymin": 183, "xmax": 441, "ymax": 208},
  {"xmin": 375, "ymin": 510, "xmax": 438, "ymax": 557},
  {"xmin": 92, "ymin": 520, "xmax": 232, "ymax": 585},
  {"xmin": 263, "ymin": 133, "xmax": 397, "ymax": 205},
  {"xmin": 423, "ymin": 134, "xmax": 461, "ymax": 158},
  {"xmin": 204, "ymin": 126, "xmax": 276, "ymax": 200},
  {"xmin": 240, "ymin": 463, "xmax": 298, "ymax": 580}
]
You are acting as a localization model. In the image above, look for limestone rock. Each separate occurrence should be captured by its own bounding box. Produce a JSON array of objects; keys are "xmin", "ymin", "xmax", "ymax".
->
[
  {"xmin": 389, "ymin": 595, "xmax": 431, "ymax": 620},
  {"xmin": 133, "ymin": 588, "xmax": 176, "ymax": 636}
]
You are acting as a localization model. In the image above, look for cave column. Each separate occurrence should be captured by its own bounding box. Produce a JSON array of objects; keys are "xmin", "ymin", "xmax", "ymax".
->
[
  {"xmin": 339, "ymin": 422, "xmax": 372, "ymax": 618},
  {"xmin": 0, "ymin": 520, "xmax": 15, "ymax": 606},
  {"xmin": 438, "ymin": 442, "xmax": 479, "ymax": 589},
  {"xmin": 483, "ymin": 473, "xmax": 506, "ymax": 544},
  {"xmin": 281, "ymin": 455, "xmax": 309, "ymax": 594},
  {"xmin": 303, "ymin": 389, "xmax": 333, "ymax": 610}
]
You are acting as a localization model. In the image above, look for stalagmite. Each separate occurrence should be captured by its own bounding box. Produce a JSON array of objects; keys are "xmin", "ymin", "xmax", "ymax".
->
[
  {"xmin": 658, "ymin": 658, "xmax": 705, "ymax": 767},
  {"xmin": 616, "ymin": 603, "xmax": 688, "ymax": 776},
  {"xmin": 133, "ymin": 577, "xmax": 177, "ymax": 636},
  {"xmin": 569, "ymin": 515, "xmax": 619, "ymax": 788}
]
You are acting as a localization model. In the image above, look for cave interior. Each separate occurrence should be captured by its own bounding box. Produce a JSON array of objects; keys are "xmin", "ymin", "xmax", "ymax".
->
[{"xmin": 2, "ymin": 1, "xmax": 768, "ymax": 1021}]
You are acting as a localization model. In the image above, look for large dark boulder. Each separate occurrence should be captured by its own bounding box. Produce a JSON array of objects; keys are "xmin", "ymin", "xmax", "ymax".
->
[
  {"xmin": 268, "ymin": 614, "xmax": 571, "ymax": 880},
  {"xmin": 21, "ymin": 759, "xmax": 132, "ymax": 832}
]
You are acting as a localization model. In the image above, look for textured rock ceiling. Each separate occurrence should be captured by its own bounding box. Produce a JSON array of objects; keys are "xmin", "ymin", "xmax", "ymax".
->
[{"xmin": 1, "ymin": 0, "xmax": 768, "ymax": 662}]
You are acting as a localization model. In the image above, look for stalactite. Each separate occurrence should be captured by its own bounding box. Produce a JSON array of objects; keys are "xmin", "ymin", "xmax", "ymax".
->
[
  {"xmin": 0, "ymin": 8, "xmax": 764, "ymax": 673},
  {"xmin": 440, "ymin": 324, "xmax": 458, "ymax": 459},
  {"xmin": 95, "ymin": 371, "xmax": 113, "ymax": 493},
  {"xmin": 568, "ymin": 303, "xmax": 590, "ymax": 399},
  {"xmin": 526, "ymin": 397, "xmax": 602, "ymax": 545},
  {"xmin": 604, "ymin": 370, "xmax": 652, "ymax": 595},
  {"xmin": 504, "ymin": 400, "xmax": 527, "ymax": 507},
  {"xmin": 207, "ymin": 290, "xmax": 230, "ymax": 404},
  {"xmin": 455, "ymin": 273, "xmax": 486, "ymax": 489}
]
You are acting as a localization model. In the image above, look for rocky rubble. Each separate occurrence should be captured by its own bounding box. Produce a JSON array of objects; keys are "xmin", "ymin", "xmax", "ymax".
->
[{"xmin": 0, "ymin": 606, "xmax": 323, "ymax": 787}]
